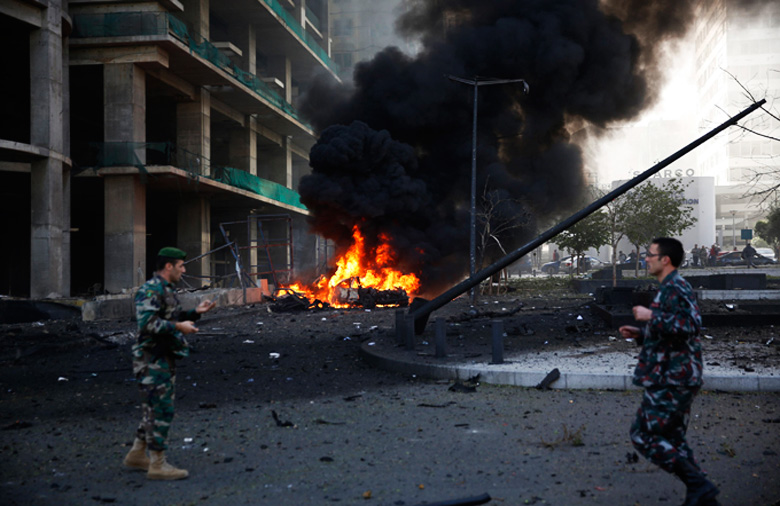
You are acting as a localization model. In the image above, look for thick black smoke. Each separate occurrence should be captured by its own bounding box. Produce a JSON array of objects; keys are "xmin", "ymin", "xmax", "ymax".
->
[
  {"xmin": 297, "ymin": 0, "xmax": 735, "ymax": 292},
  {"xmin": 300, "ymin": 121, "xmax": 466, "ymax": 287}
]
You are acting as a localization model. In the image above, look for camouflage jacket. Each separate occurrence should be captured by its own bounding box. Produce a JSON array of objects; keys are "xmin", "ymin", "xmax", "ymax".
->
[
  {"xmin": 133, "ymin": 274, "xmax": 199, "ymax": 360},
  {"xmin": 633, "ymin": 270, "xmax": 703, "ymax": 388}
]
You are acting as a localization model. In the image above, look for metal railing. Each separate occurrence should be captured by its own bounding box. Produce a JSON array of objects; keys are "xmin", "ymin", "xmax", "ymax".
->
[
  {"xmin": 71, "ymin": 12, "xmax": 314, "ymax": 127},
  {"xmin": 74, "ymin": 141, "xmax": 208, "ymax": 175},
  {"xmin": 74, "ymin": 141, "xmax": 307, "ymax": 210},
  {"xmin": 261, "ymin": 0, "xmax": 339, "ymax": 74},
  {"xmin": 305, "ymin": 5, "xmax": 322, "ymax": 32}
]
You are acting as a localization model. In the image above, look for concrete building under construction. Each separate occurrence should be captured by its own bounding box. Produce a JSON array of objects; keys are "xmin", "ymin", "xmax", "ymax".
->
[{"xmin": 1, "ymin": 0, "xmax": 339, "ymax": 298}]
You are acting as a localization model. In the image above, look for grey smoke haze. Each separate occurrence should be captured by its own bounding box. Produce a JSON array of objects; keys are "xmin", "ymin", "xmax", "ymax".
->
[{"xmin": 298, "ymin": 0, "xmax": 761, "ymax": 293}]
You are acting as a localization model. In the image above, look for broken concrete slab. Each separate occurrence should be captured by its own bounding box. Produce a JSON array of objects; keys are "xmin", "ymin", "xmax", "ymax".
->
[{"xmin": 81, "ymin": 287, "xmax": 268, "ymax": 321}]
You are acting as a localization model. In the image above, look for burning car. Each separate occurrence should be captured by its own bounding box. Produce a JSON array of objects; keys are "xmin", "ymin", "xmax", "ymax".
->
[{"xmin": 333, "ymin": 277, "xmax": 409, "ymax": 309}]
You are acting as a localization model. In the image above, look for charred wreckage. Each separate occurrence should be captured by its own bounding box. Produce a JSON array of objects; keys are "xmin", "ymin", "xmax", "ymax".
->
[{"xmin": 270, "ymin": 277, "xmax": 409, "ymax": 312}]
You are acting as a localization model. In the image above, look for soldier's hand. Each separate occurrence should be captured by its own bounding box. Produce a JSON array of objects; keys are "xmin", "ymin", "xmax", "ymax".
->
[
  {"xmin": 632, "ymin": 305, "xmax": 652, "ymax": 322},
  {"xmin": 618, "ymin": 325, "xmax": 640, "ymax": 339},
  {"xmin": 196, "ymin": 299, "xmax": 217, "ymax": 314},
  {"xmin": 176, "ymin": 321, "xmax": 199, "ymax": 334}
]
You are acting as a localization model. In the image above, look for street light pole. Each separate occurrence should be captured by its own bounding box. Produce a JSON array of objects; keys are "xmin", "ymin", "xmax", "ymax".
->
[
  {"xmin": 731, "ymin": 210, "xmax": 736, "ymax": 248},
  {"xmin": 445, "ymin": 75, "xmax": 529, "ymax": 305}
]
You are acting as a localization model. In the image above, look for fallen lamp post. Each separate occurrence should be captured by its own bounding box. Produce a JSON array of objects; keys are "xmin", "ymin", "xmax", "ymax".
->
[{"xmin": 406, "ymin": 99, "xmax": 767, "ymax": 336}]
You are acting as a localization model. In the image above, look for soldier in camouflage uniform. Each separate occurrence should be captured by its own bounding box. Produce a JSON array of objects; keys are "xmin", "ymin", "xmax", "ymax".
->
[
  {"xmin": 123, "ymin": 247, "xmax": 216, "ymax": 480},
  {"xmin": 619, "ymin": 238, "xmax": 719, "ymax": 506}
]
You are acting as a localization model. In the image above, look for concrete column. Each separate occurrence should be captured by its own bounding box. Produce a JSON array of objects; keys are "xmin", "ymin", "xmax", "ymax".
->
[
  {"xmin": 29, "ymin": 1, "xmax": 66, "ymax": 298},
  {"xmin": 103, "ymin": 63, "xmax": 147, "ymax": 292},
  {"xmin": 181, "ymin": 0, "xmax": 210, "ymax": 43},
  {"xmin": 247, "ymin": 116, "xmax": 257, "ymax": 176},
  {"xmin": 104, "ymin": 63, "xmax": 146, "ymax": 164},
  {"xmin": 283, "ymin": 136, "xmax": 293, "ymax": 188},
  {"xmin": 62, "ymin": 166, "xmax": 71, "ymax": 296},
  {"xmin": 320, "ymin": 0, "xmax": 330, "ymax": 56},
  {"xmin": 177, "ymin": 88, "xmax": 211, "ymax": 176},
  {"xmin": 178, "ymin": 196, "xmax": 211, "ymax": 288},
  {"xmin": 30, "ymin": 157, "xmax": 64, "ymax": 299},
  {"xmin": 104, "ymin": 176, "xmax": 146, "ymax": 292},
  {"xmin": 235, "ymin": 23, "xmax": 256, "ymax": 75},
  {"xmin": 294, "ymin": 0, "xmax": 306, "ymax": 27},
  {"xmin": 267, "ymin": 55, "xmax": 292, "ymax": 103},
  {"xmin": 62, "ymin": 26, "xmax": 71, "ymax": 296},
  {"xmin": 320, "ymin": 2, "xmax": 331, "ymax": 53},
  {"xmin": 263, "ymin": 136, "xmax": 292, "ymax": 187},
  {"xmin": 248, "ymin": 213, "xmax": 259, "ymax": 284},
  {"xmin": 228, "ymin": 117, "xmax": 256, "ymax": 175}
]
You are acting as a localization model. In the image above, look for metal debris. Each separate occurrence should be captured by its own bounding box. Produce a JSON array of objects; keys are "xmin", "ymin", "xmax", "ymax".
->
[
  {"xmin": 536, "ymin": 368, "xmax": 561, "ymax": 390},
  {"xmin": 269, "ymin": 289, "xmax": 327, "ymax": 312},
  {"xmin": 271, "ymin": 410, "xmax": 294, "ymax": 428},
  {"xmin": 448, "ymin": 375, "xmax": 481, "ymax": 393}
]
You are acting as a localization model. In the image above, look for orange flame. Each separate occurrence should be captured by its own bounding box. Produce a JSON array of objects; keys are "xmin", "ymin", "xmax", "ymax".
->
[{"xmin": 283, "ymin": 225, "xmax": 420, "ymax": 307}]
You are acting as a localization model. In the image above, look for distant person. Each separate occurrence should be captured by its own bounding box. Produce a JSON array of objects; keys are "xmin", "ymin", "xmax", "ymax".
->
[
  {"xmin": 699, "ymin": 245, "xmax": 708, "ymax": 267},
  {"xmin": 741, "ymin": 241, "xmax": 757, "ymax": 269},
  {"xmin": 709, "ymin": 244, "xmax": 719, "ymax": 266},
  {"xmin": 619, "ymin": 238, "xmax": 719, "ymax": 506},
  {"xmin": 691, "ymin": 244, "xmax": 699, "ymax": 267},
  {"xmin": 552, "ymin": 249, "xmax": 559, "ymax": 262},
  {"xmin": 124, "ymin": 247, "xmax": 216, "ymax": 480},
  {"xmin": 619, "ymin": 250, "xmax": 627, "ymax": 263}
]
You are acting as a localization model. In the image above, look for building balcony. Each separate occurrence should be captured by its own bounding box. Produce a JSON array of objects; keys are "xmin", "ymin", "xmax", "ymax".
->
[
  {"xmin": 75, "ymin": 141, "xmax": 308, "ymax": 214},
  {"xmin": 70, "ymin": 11, "xmax": 316, "ymax": 142},
  {"xmin": 214, "ymin": 0, "xmax": 337, "ymax": 75}
]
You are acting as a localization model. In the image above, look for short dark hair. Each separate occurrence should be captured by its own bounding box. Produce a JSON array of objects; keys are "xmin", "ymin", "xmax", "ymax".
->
[
  {"xmin": 156, "ymin": 256, "xmax": 182, "ymax": 271},
  {"xmin": 652, "ymin": 237, "xmax": 684, "ymax": 267}
]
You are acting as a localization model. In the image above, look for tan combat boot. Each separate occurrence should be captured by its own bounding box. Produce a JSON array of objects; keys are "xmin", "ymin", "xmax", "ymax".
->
[
  {"xmin": 123, "ymin": 438, "xmax": 150, "ymax": 471},
  {"xmin": 147, "ymin": 450, "xmax": 189, "ymax": 480}
]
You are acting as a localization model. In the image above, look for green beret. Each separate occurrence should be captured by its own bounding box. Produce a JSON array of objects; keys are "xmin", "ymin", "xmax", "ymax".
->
[{"xmin": 158, "ymin": 247, "xmax": 187, "ymax": 260}]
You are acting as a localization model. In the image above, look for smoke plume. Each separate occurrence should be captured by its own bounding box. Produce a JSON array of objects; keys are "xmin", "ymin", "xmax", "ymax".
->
[{"xmin": 297, "ymin": 0, "xmax": 723, "ymax": 292}]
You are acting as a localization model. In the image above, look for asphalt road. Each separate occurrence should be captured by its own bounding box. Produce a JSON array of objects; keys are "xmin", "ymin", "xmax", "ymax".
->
[{"xmin": 1, "ymin": 306, "xmax": 779, "ymax": 506}]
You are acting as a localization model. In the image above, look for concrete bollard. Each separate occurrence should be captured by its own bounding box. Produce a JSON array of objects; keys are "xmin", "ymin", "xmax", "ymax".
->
[
  {"xmin": 405, "ymin": 314, "xmax": 415, "ymax": 350},
  {"xmin": 395, "ymin": 309, "xmax": 406, "ymax": 345},
  {"xmin": 491, "ymin": 319, "xmax": 504, "ymax": 364},
  {"xmin": 435, "ymin": 317, "xmax": 446, "ymax": 358}
]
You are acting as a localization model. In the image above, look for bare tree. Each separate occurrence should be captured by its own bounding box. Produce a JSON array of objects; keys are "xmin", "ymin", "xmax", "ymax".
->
[
  {"xmin": 718, "ymin": 69, "xmax": 780, "ymax": 203},
  {"xmin": 476, "ymin": 181, "xmax": 531, "ymax": 296}
]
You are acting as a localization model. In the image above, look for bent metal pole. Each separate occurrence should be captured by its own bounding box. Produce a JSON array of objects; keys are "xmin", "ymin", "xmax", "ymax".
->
[{"xmin": 410, "ymin": 99, "xmax": 767, "ymax": 334}]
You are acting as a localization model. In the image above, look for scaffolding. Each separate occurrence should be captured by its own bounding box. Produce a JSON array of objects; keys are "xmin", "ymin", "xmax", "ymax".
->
[{"xmin": 219, "ymin": 214, "xmax": 294, "ymax": 289}]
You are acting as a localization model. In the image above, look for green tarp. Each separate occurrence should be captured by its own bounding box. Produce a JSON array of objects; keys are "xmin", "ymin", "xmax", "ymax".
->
[{"xmin": 212, "ymin": 167, "xmax": 306, "ymax": 210}]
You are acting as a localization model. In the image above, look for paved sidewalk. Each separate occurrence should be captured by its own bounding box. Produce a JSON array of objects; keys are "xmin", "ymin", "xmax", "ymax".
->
[{"xmin": 361, "ymin": 334, "xmax": 780, "ymax": 392}]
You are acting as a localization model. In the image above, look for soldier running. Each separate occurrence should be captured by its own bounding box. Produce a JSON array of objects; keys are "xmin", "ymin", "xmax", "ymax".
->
[
  {"xmin": 123, "ymin": 247, "xmax": 216, "ymax": 480},
  {"xmin": 619, "ymin": 238, "xmax": 719, "ymax": 506}
]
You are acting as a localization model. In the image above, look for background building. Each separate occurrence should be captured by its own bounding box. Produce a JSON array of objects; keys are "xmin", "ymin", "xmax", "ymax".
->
[
  {"xmin": 589, "ymin": 0, "xmax": 779, "ymax": 254},
  {"xmin": 1, "ymin": 0, "xmax": 70, "ymax": 298},
  {"xmin": 694, "ymin": 0, "xmax": 780, "ymax": 249},
  {"xmin": 1, "ymin": 0, "xmax": 340, "ymax": 298},
  {"xmin": 329, "ymin": 0, "xmax": 415, "ymax": 80}
]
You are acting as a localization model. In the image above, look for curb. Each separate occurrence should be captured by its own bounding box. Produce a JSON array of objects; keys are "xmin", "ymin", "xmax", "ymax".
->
[{"xmin": 360, "ymin": 342, "xmax": 780, "ymax": 392}]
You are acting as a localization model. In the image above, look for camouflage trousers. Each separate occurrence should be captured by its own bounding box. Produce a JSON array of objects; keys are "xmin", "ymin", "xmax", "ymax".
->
[
  {"xmin": 132, "ymin": 350, "xmax": 176, "ymax": 451},
  {"xmin": 630, "ymin": 385, "xmax": 700, "ymax": 473}
]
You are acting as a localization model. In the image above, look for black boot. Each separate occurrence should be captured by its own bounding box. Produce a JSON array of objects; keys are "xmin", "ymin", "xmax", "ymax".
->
[{"xmin": 671, "ymin": 459, "xmax": 719, "ymax": 506}]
